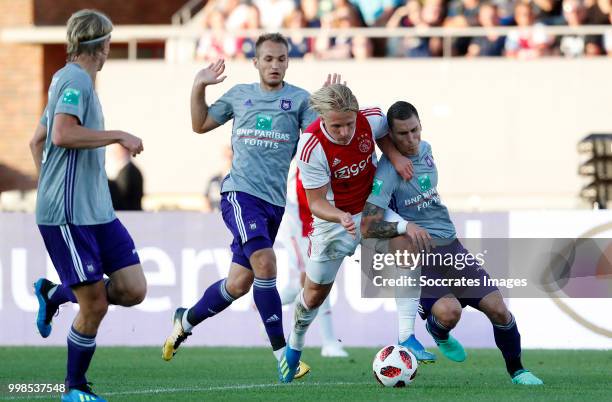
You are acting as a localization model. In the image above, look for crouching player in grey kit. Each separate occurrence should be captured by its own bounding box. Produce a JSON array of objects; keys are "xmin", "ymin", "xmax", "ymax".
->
[
  {"xmin": 30, "ymin": 9, "xmax": 147, "ymax": 402},
  {"xmin": 361, "ymin": 101, "xmax": 543, "ymax": 385}
]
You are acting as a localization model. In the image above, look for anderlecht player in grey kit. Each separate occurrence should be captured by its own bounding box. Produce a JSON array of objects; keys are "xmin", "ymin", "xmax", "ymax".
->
[
  {"xmin": 361, "ymin": 101, "xmax": 543, "ymax": 385},
  {"xmin": 30, "ymin": 9, "xmax": 147, "ymax": 402},
  {"xmin": 162, "ymin": 33, "xmax": 318, "ymax": 382}
]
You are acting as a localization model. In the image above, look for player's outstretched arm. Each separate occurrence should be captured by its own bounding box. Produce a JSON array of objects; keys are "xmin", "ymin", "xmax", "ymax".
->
[
  {"xmin": 191, "ymin": 60, "xmax": 227, "ymax": 134},
  {"xmin": 52, "ymin": 113, "xmax": 143, "ymax": 156},
  {"xmin": 29, "ymin": 123, "xmax": 47, "ymax": 174},
  {"xmin": 376, "ymin": 135, "xmax": 413, "ymax": 181}
]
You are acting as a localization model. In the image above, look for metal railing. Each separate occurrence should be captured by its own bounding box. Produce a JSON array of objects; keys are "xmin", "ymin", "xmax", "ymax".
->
[{"xmin": 2, "ymin": 25, "xmax": 611, "ymax": 59}]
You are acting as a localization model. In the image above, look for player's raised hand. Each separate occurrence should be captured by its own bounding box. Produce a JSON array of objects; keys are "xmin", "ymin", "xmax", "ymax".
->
[
  {"xmin": 405, "ymin": 223, "xmax": 433, "ymax": 253},
  {"xmin": 340, "ymin": 212, "xmax": 357, "ymax": 238},
  {"xmin": 393, "ymin": 156, "xmax": 414, "ymax": 181},
  {"xmin": 194, "ymin": 59, "xmax": 227, "ymax": 87},
  {"xmin": 117, "ymin": 131, "xmax": 144, "ymax": 157},
  {"xmin": 323, "ymin": 73, "xmax": 347, "ymax": 87}
]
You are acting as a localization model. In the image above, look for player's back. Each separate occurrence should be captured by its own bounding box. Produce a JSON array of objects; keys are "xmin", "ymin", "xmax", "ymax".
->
[{"xmin": 36, "ymin": 63, "xmax": 115, "ymax": 226}]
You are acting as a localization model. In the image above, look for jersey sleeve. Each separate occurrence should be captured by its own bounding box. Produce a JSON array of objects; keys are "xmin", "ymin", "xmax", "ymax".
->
[
  {"xmin": 362, "ymin": 107, "xmax": 389, "ymax": 140},
  {"xmin": 299, "ymin": 102, "xmax": 318, "ymax": 132},
  {"xmin": 367, "ymin": 157, "xmax": 401, "ymax": 210},
  {"xmin": 296, "ymin": 133, "xmax": 330, "ymax": 189},
  {"xmin": 40, "ymin": 105, "xmax": 49, "ymax": 126},
  {"xmin": 207, "ymin": 86, "xmax": 236, "ymax": 125},
  {"xmin": 53, "ymin": 76, "xmax": 90, "ymax": 124}
]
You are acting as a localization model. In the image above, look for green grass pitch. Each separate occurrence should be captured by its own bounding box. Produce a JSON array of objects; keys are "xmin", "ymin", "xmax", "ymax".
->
[{"xmin": 1, "ymin": 347, "xmax": 610, "ymax": 401}]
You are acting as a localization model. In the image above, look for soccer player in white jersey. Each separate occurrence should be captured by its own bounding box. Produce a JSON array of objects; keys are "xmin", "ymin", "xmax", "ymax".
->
[
  {"xmin": 276, "ymin": 163, "xmax": 348, "ymax": 357},
  {"xmin": 30, "ymin": 10, "xmax": 146, "ymax": 402},
  {"xmin": 280, "ymin": 84, "xmax": 432, "ymax": 382}
]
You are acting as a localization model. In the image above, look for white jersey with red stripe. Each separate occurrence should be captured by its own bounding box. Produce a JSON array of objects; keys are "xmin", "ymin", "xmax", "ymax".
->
[
  {"xmin": 296, "ymin": 107, "xmax": 389, "ymax": 217},
  {"xmin": 296, "ymin": 107, "xmax": 389, "ymax": 262}
]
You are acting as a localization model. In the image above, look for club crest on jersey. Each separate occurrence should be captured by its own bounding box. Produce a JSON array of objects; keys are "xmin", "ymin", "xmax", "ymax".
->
[
  {"xmin": 424, "ymin": 154, "xmax": 434, "ymax": 168},
  {"xmin": 359, "ymin": 138, "xmax": 373, "ymax": 153},
  {"xmin": 418, "ymin": 174, "xmax": 432, "ymax": 192},
  {"xmin": 280, "ymin": 99, "xmax": 292, "ymax": 111}
]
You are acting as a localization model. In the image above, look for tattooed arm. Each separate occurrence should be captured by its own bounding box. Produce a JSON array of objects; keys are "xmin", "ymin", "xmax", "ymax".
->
[
  {"xmin": 360, "ymin": 202, "xmax": 401, "ymax": 239},
  {"xmin": 361, "ymin": 202, "xmax": 434, "ymax": 251}
]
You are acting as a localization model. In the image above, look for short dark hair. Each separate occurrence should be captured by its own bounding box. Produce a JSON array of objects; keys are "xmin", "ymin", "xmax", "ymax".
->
[
  {"xmin": 387, "ymin": 101, "xmax": 420, "ymax": 130},
  {"xmin": 255, "ymin": 33, "xmax": 289, "ymax": 57}
]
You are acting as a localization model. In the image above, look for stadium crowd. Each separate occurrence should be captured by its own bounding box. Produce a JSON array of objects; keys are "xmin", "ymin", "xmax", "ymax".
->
[{"xmin": 195, "ymin": 0, "xmax": 612, "ymax": 59}]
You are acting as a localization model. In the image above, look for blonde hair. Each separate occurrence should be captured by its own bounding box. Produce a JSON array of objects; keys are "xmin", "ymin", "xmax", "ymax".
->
[
  {"xmin": 66, "ymin": 9, "xmax": 113, "ymax": 60},
  {"xmin": 309, "ymin": 84, "xmax": 359, "ymax": 116}
]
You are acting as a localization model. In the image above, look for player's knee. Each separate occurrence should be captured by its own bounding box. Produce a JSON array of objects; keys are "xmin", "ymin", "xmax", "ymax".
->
[
  {"xmin": 123, "ymin": 282, "xmax": 147, "ymax": 306},
  {"xmin": 485, "ymin": 303, "xmax": 511, "ymax": 326},
  {"xmin": 436, "ymin": 303, "xmax": 462, "ymax": 328},
  {"xmin": 226, "ymin": 276, "xmax": 251, "ymax": 298},
  {"xmin": 251, "ymin": 253, "xmax": 277, "ymax": 278}
]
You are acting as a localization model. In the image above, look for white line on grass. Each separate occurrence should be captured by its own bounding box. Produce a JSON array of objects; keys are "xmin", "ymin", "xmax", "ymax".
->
[{"xmin": 0, "ymin": 381, "xmax": 371, "ymax": 400}]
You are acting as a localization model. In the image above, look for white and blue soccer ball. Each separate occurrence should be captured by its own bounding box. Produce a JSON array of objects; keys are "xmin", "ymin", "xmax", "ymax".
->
[{"xmin": 372, "ymin": 345, "xmax": 418, "ymax": 387}]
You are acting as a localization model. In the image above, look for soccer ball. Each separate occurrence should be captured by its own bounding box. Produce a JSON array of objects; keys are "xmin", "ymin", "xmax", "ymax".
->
[{"xmin": 372, "ymin": 345, "xmax": 418, "ymax": 387}]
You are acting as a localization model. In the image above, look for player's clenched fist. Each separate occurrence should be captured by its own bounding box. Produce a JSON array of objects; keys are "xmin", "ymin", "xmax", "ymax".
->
[
  {"xmin": 117, "ymin": 131, "xmax": 144, "ymax": 156},
  {"xmin": 340, "ymin": 212, "xmax": 356, "ymax": 237},
  {"xmin": 194, "ymin": 59, "xmax": 227, "ymax": 87}
]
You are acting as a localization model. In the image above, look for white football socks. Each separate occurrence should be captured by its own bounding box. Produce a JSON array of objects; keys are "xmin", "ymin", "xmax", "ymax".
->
[
  {"xmin": 273, "ymin": 346, "xmax": 286, "ymax": 361},
  {"xmin": 396, "ymin": 297, "xmax": 419, "ymax": 343},
  {"xmin": 289, "ymin": 289, "xmax": 319, "ymax": 351},
  {"xmin": 318, "ymin": 295, "xmax": 336, "ymax": 345}
]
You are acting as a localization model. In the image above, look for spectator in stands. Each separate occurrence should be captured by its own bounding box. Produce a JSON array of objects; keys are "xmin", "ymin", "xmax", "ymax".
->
[
  {"xmin": 314, "ymin": 1, "xmax": 362, "ymax": 59},
  {"xmin": 505, "ymin": 2, "xmax": 553, "ymax": 58},
  {"xmin": 446, "ymin": 0, "xmax": 482, "ymax": 27},
  {"xmin": 583, "ymin": 0, "xmax": 609, "ymax": 56},
  {"xmin": 558, "ymin": 0, "xmax": 602, "ymax": 56},
  {"xmin": 445, "ymin": 0, "xmax": 483, "ymax": 55},
  {"xmin": 420, "ymin": 0, "xmax": 446, "ymax": 56},
  {"xmin": 387, "ymin": 0, "xmax": 445, "ymax": 57},
  {"xmin": 467, "ymin": 1, "xmax": 506, "ymax": 56},
  {"xmin": 235, "ymin": 3, "xmax": 261, "ymax": 58},
  {"xmin": 255, "ymin": 0, "xmax": 296, "ymax": 30},
  {"xmin": 350, "ymin": 0, "xmax": 404, "ymax": 26},
  {"xmin": 301, "ymin": 0, "xmax": 322, "ymax": 27},
  {"xmin": 351, "ymin": 35, "xmax": 375, "ymax": 58},
  {"xmin": 225, "ymin": 0, "xmax": 254, "ymax": 30},
  {"xmin": 584, "ymin": 0, "xmax": 610, "ymax": 25},
  {"xmin": 196, "ymin": 7, "xmax": 238, "ymax": 61},
  {"xmin": 283, "ymin": 9, "xmax": 313, "ymax": 58},
  {"xmin": 530, "ymin": 0, "xmax": 564, "ymax": 25}
]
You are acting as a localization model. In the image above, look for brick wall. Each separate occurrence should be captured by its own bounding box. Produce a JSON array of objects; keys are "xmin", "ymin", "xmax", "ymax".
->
[
  {"xmin": 34, "ymin": 0, "xmax": 189, "ymax": 25},
  {"xmin": 0, "ymin": 0, "xmax": 42, "ymax": 178}
]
